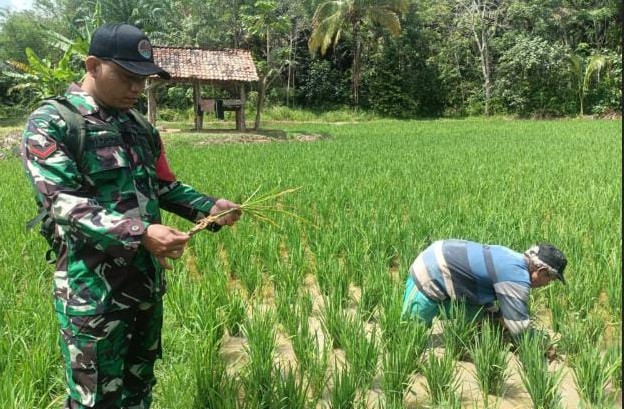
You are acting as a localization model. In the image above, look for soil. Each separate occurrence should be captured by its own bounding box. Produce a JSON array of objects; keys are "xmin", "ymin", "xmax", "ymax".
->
[{"xmin": 159, "ymin": 127, "xmax": 326, "ymax": 145}]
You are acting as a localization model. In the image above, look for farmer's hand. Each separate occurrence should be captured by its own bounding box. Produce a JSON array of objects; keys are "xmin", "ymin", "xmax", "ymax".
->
[
  {"xmin": 141, "ymin": 224, "xmax": 190, "ymax": 269},
  {"xmin": 210, "ymin": 199, "xmax": 242, "ymax": 226},
  {"xmin": 545, "ymin": 345, "xmax": 558, "ymax": 362}
]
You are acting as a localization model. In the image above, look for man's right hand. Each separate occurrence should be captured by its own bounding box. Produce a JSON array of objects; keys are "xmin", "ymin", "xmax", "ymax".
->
[{"xmin": 141, "ymin": 224, "xmax": 190, "ymax": 269}]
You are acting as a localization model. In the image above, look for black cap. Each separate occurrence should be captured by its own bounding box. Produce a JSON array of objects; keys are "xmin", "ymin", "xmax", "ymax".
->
[
  {"xmin": 88, "ymin": 23, "xmax": 170, "ymax": 79},
  {"xmin": 534, "ymin": 243, "xmax": 568, "ymax": 284}
]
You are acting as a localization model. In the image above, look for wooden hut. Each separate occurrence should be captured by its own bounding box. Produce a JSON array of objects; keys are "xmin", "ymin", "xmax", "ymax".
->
[{"xmin": 149, "ymin": 46, "xmax": 259, "ymax": 131}]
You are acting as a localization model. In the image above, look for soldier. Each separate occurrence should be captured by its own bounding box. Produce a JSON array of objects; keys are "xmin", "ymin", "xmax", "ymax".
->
[{"xmin": 21, "ymin": 23, "xmax": 241, "ymax": 408}]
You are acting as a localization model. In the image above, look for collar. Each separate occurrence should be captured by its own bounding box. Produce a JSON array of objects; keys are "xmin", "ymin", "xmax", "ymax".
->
[{"xmin": 64, "ymin": 83, "xmax": 131, "ymax": 123}]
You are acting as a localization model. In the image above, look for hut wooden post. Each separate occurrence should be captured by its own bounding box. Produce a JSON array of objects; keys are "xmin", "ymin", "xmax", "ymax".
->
[
  {"xmin": 193, "ymin": 79, "xmax": 201, "ymax": 130},
  {"xmin": 237, "ymin": 83, "xmax": 246, "ymax": 131},
  {"xmin": 147, "ymin": 79, "xmax": 157, "ymax": 125}
]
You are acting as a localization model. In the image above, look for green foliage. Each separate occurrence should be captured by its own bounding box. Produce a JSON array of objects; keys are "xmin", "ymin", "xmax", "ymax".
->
[{"xmin": 496, "ymin": 35, "xmax": 575, "ymax": 117}]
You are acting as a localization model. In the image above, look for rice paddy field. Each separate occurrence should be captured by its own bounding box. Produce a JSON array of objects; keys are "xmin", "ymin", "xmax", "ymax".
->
[{"xmin": 0, "ymin": 118, "xmax": 621, "ymax": 408}]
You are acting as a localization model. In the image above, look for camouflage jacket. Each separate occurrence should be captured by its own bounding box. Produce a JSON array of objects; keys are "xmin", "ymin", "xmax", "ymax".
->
[{"xmin": 21, "ymin": 83, "xmax": 216, "ymax": 315}]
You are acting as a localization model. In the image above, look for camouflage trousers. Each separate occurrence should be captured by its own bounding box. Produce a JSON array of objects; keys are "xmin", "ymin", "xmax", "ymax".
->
[{"xmin": 57, "ymin": 300, "xmax": 163, "ymax": 409}]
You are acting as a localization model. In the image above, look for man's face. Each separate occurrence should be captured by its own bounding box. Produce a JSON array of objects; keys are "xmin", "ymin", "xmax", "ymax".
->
[
  {"xmin": 530, "ymin": 267, "xmax": 557, "ymax": 288},
  {"xmin": 93, "ymin": 59, "xmax": 147, "ymax": 110}
]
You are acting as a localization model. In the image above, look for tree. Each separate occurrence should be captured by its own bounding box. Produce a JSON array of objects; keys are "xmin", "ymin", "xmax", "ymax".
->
[
  {"xmin": 455, "ymin": 0, "xmax": 506, "ymax": 116},
  {"xmin": 242, "ymin": 0, "xmax": 291, "ymax": 130},
  {"xmin": 308, "ymin": 0, "xmax": 407, "ymax": 108},
  {"xmin": 569, "ymin": 52, "xmax": 607, "ymax": 116}
]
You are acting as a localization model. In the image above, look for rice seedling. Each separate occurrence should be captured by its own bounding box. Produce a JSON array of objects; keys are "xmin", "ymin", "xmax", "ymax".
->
[
  {"xmin": 517, "ymin": 332, "xmax": 564, "ymax": 409},
  {"xmin": 242, "ymin": 311, "xmax": 277, "ymax": 408},
  {"xmin": 558, "ymin": 314, "xmax": 604, "ymax": 359},
  {"xmin": 342, "ymin": 316, "xmax": 380, "ymax": 389},
  {"xmin": 328, "ymin": 366, "xmax": 361, "ymax": 409},
  {"xmin": 272, "ymin": 363, "xmax": 310, "ymax": 409},
  {"xmin": 321, "ymin": 289, "xmax": 351, "ymax": 349},
  {"xmin": 298, "ymin": 332, "xmax": 329, "ymax": 402},
  {"xmin": 571, "ymin": 340, "xmax": 621, "ymax": 407},
  {"xmin": 469, "ymin": 319, "xmax": 510, "ymax": 405},
  {"xmin": 421, "ymin": 349, "xmax": 459, "ymax": 406},
  {"xmin": 192, "ymin": 339, "xmax": 240, "ymax": 409},
  {"xmin": 547, "ymin": 286, "xmax": 567, "ymax": 334},
  {"xmin": 440, "ymin": 300, "xmax": 480, "ymax": 361},
  {"xmin": 223, "ymin": 291, "xmax": 247, "ymax": 337},
  {"xmin": 381, "ymin": 319, "xmax": 429, "ymax": 406},
  {"xmin": 188, "ymin": 186, "xmax": 307, "ymax": 235}
]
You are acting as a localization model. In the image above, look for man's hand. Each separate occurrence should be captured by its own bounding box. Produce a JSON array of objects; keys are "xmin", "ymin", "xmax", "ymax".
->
[
  {"xmin": 210, "ymin": 199, "xmax": 242, "ymax": 226},
  {"xmin": 141, "ymin": 224, "xmax": 190, "ymax": 269}
]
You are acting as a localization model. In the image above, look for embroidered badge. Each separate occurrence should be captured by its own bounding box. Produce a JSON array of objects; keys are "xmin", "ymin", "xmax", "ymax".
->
[
  {"xmin": 28, "ymin": 140, "xmax": 57, "ymax": 159},
  {"xmin": 137, "ymin": 39, "xmax": 152, "ymax": 59}
]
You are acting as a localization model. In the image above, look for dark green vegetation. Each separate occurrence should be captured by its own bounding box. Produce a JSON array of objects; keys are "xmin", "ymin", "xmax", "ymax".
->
[{"xmin": 0, "ymin": 0, "xmax": 621, "ymax": 121}]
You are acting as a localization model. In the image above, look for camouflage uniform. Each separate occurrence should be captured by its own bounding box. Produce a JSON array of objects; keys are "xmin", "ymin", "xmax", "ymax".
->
[{"xmin": 21, "ymin": 83, "xmax": 217, "ymax": 408}]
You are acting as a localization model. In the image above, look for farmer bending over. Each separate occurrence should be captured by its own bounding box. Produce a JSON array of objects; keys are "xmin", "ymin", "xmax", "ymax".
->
[
  {"xmin": 21, "ymin": 23, "xmax": 241, "ymax": 408},
  {"xmin": 402, "ymin": 239, "xmax": 567, "ymax": 338}
]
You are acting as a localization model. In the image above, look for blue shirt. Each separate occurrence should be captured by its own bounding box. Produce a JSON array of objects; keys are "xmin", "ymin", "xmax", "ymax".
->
[{"xmin": 409, "ymin": 239, "xmax": 531, "ymax": 335}]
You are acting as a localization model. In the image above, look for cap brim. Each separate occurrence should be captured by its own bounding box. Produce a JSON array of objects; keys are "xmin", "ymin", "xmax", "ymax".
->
[
  {"xmin": 112, "ymin": 59, "xmax": 171, "ymax": 80},
  {"xmin": 556, "ymin": 274, "xmax": 566, "ymax": 285}
]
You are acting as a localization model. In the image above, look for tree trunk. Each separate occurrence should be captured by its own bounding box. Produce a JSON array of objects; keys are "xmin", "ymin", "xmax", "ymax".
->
[
  {"xmin": 254, "ymin": 76, "xmax": 266, "ymax": 131},
  {"xmin": 352, "ymin": 21, "xmax": 361, "ymax": 109}
]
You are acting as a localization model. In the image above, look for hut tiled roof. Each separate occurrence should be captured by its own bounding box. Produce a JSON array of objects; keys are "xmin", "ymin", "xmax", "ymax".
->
[{"xmin": 153, "ymin": 46, "xmax": 259, "ymax": 83}]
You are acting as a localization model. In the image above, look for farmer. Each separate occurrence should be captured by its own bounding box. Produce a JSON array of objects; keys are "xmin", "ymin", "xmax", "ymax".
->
[
  {"xmin": 402, "ymin": 239, "xmax": 567, "ymax": 337},
  {"xmin": 21, "ymin": 23, "xmax": 241, "ymax": 408}
]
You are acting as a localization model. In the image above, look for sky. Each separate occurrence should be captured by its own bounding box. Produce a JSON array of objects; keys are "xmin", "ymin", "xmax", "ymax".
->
[{"xmin": 0, "ymin": 0, "xmax": 33, "ymax": 11}]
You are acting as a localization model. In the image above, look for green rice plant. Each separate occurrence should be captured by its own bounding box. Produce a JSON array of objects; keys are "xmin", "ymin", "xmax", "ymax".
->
[
  {"xmin": 546, "ymin": 286, "xmax": 567, "ymax": 334},
  {"xmin": 571, "ymin": 342, "xmax": 620, "ymax": 406},
  {"xmin": 381, "ymin": 319, "xmax": 429, "ymax": 406},
  {"xmin": 299, "ymin": 332, "xmax": 329, "ymax": 402},
  {"xmin": 223, "ymin": 291, "xmax": 247, "ymax": 337},
  {"xmin": 188, "ymin": 186, "xmax": 306, "ymax": 235},
  {"xmin": 469, "ymin": 319, "xmax": 510, "ymax": 405},
  {"xmin": 517, "ymin": 332, "xmax": 564, "ymax": 409},
  {"xmin": 272, "ymin": 363, "xmax": 310, "ymax": 409},
  {"xmin": 328, "ymin": 366, "xmax": 361, "ymax": 409},
  {"xmin": 379, "ymin": 284, "xmax": 405, "ymax": 346},
  {"xmin": 558, "ymin": 315, "xmax": 604, "ymax": 359},
  {"xmin": 440, "ymin": 300, "xmax": 480, "ymax": 361},
  {"xmin": 421, "ymin": 349, "xmax": 459, "ymax": 406},
  {"xmin": 605, "ymin": 344, "xmax": 622, "ymax": 393},
  {"xmin": 342, "ymin": 316, "xmax": 379, "ymax": 389},
  {"xmin": 359, "ymin": 273, "xmax": 386, "ymax": 321},
  {"xmin": 192, "ymin": 339, "xmax": 240, "ymax": 409},
  {"xmin": 321, "ymin": 289, "xmax": 351, "ymax": 349},
  {"xmin": 242, "ymin": 311, "xmax": 277, "ymax": 408}
]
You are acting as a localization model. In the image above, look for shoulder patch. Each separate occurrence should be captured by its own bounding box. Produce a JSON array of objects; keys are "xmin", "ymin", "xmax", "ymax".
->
[{"xmin": 28, "ymin": 139, "xmax": 57, "ymax": 159}]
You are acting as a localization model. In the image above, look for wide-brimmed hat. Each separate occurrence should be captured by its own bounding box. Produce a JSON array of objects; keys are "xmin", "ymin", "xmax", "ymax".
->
[{"xmin": 88, "ymin": 23, "xmax": 170, "ymax": 79}]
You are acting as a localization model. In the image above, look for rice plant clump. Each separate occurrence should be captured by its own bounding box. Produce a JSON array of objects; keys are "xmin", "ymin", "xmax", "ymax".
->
[
  {"xmin": 422, "ymin": 349, "xmax": 459, "ymax": 405},
  {"xmin": 571, "ymin": 340, "xmax": 620, "ymax": 407},
  {"xmin": 469, "ymin": 319, "xmax": 510, "ymax": 405},
  {"xmin": 381, "ymin": 319, "xmax": 429, "ymax": 406},
  {"xmin": 517, "ymin": 332, "xmax": 564, "ymax": 409}
]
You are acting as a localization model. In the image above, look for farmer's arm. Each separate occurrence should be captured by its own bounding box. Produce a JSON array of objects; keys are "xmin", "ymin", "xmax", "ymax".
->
[
  {"xmin": 152, "ymin": 133, "xmax": 240, "ymax": 227},
  {"xmin": 21, "ymin": 109, "xmax": 148, "ymax": 255},
  {"xmin": 493, "ymin": 281, "xmax": 531, "ymax": 337}
]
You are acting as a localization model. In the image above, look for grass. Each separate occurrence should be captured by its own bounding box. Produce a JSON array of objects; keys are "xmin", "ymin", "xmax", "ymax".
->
[{"xmin": 0, "ymin": 118, "xmax": 620, "ymax": 407}]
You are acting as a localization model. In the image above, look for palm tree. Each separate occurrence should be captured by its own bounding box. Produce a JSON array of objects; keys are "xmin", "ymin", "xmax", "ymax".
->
[
  {"xmin": 569, "ymin": 53, "xmax": 607, "ymax": 116},
  {"xmin": 308, "ymin": 0, "xmax": 408, "ymax": 108}
]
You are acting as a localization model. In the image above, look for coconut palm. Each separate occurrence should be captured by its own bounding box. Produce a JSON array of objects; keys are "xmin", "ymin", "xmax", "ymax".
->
[
  {"xmin": 308, "ymin": 0, "xmax": 408, "ymax": 108},
  {"xmin": 569, "ymin": 53, "xmax": 607, "ymax": 116}
]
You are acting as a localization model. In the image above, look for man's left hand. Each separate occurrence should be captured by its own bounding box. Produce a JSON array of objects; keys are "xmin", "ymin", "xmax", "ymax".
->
[{"xmin": 210, "ymin": 198, "xmax": 242, "ymax": 226}]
